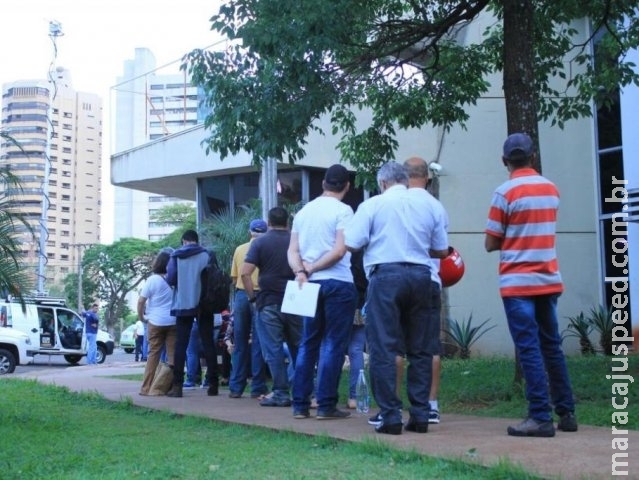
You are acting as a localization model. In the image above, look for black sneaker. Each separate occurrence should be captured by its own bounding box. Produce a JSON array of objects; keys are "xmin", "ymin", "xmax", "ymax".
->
[
  {"xmin": 404, "ymin": 417, "xmax": 429, "ymax": 433},
  {"xmin": 375, "ymin": 422, "xmax": 403, "ymax": 435},
  {"xmin": 368, "ymin": 411, "xmax": 383, "ymax": 427},
  {"xmin": 428, "ymin": 409, "xmax": 440, "ymax": 424},
  {"xmin": 557, "ymin": 412, "xmax": 578, "ymax": 432},
  {"xmin": 293, "ymin": 409, "xmax": 310, "ymax": 419},
  {"xmin": 317, "ymin": 408, "xmax": 351, "ymax": 420},
  {"xmin": 507, "ymin": 417, "xmax": 555, "ymax": 437},
  {"xmin": 260, "ymin": 396, "xmax": 292, "ymax": 407}
]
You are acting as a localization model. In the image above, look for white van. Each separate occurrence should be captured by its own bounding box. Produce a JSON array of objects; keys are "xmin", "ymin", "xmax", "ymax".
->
[{"xmin": 0, "ymin": 297, "xmax": 115, "ymax": 365}]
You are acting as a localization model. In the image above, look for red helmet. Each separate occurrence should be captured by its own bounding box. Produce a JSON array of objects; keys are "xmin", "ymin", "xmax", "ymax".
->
[{"xmin": 439, "ymin": 246, "xmax": 465, "ymax": 287}]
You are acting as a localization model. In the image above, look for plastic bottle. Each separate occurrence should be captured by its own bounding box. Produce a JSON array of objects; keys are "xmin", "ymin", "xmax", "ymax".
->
[{"xmin": 355, "ymin": 368, "xmax": 370, "ymax": 414}]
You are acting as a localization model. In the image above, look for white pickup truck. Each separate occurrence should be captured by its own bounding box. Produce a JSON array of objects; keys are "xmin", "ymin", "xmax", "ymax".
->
[{"xmin": 0, "ymin": 327, "xmax": 33, "ymax": 374}]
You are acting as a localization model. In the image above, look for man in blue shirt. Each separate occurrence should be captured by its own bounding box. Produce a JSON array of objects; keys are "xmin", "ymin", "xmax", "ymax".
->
[
  {"xmin": 345, "ymin": 161, "xmax": 448, "ymax": 435},
  {"xmin": 83, "ymin": 303, "xmax": 100, "ymax": 364}
]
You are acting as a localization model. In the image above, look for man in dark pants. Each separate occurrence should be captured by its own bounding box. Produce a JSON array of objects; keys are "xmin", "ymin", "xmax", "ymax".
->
[
  {"xmin": 241, "ymin": 207, "xmax": 303, "ymax": 407},
  {"xmin": 166, "ymin": 229, "xmax": 219, "ymax": 398},
  {"xmin": 485, "ymin": 132, "xmax": 577, "ymax": 437},
  {"xmin": 345, "ymin": 161, "xmax": 449, "ymax": 435}
]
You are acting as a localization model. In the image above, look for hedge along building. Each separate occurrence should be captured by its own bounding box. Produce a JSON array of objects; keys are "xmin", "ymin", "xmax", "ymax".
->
[{"xmin": 111, "ymin": 17, "xmax": 638, "ymax": 357}]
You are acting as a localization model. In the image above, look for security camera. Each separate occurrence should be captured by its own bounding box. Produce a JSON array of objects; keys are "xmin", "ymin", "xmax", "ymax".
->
[{"xmin": 428, "ymin": 162, "xmax": 443, "ymax": 174}]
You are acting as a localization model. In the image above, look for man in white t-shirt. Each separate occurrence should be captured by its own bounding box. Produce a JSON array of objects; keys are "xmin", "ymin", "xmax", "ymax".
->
[{"xmin": 288, "ymin": 164, "xmax": 358, "ymax": 420}]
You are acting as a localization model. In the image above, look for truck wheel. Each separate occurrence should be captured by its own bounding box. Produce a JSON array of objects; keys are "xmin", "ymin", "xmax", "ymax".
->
[
  {"xmin": 124, "ymin": 348, "xmax": 134, "ymax": 354},
  {"xmin": 97, "ymin": 345, "xmax": 107, "ymax": 364},
  {"xmin": 0, "ymin": 348, "xmax": 17, "ymax": 374},
  {"xmin": 64, "ymin": 355, "xmax": 82, "ymax": 365}
]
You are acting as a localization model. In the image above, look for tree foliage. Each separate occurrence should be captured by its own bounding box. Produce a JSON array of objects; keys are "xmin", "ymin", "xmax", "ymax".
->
[
  {"xmin": 183, "ymin": 0, "xmax": 639, "ymax": 186},
  {"xmin": 150, "ymin": 203, "xmax": 196, "ymax": 227},
  {"xmin": 81, "ymin": 238, "xmax": 157, "ymax": 334},
  {"xmin": 62, "ymin": 272, "xmax": 99, "ymax": 313},
  {"xmin": 153, "ymin": 203, "xmax": 198, "ymax": 251}
]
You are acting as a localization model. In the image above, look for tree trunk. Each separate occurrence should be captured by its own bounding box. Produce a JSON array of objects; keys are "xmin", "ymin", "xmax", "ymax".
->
[
  {"xmin": 502, "ymin": 0, "xmax": 541, "ymax": 173},
  {"xmin": 503, "ymin": 0, "xmax": 538, "ymax": 384}
]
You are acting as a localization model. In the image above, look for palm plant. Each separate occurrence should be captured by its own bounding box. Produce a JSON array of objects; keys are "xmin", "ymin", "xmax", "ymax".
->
[
  {"xmin": 444, "ymin": 313, "xmax": 496, "ymax": 360},
  {"xmin": 588, "ymin": 304, "xmax": 613, "ymax": 356},
  {"xmin": 563, "ymin": 312, "xmax": 596, "ymax": 355},
  {"xmin": 0, "ymin": 164, "xmax": 34, "ymax": 304},
  {"xmin": 199, "ymin": 200, "xmax": 261, "ymax": 273}
]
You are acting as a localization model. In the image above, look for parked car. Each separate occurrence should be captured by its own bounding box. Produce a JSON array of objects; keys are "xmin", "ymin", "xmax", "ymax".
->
[
  {"xmin": 119, "ymin": 324, "xmax": 136, "ymax": 353},
  {"xmin": 0, "ymin": 297, "xmax": 114, "ymax": 365},
  {"xmin": 0, "ymin": 327, "xmax": 34, "ymax": 374}
]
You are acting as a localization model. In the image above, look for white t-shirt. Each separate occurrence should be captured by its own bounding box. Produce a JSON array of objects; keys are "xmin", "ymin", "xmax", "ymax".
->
[
  {"xmin": 292, "ymin": 195, "xmax": 354, "ymax": 283},
  {"xmin": 134, "ymin": 320, "xmax": 145, "ymax": 337},
  {"xmin": 139, "ymin": 274, "xmax": 176, "ymax": 327}
]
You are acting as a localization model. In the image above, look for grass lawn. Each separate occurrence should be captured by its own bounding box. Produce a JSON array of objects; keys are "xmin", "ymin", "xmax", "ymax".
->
[
  {"xmin": 0, "ymin": 380, "xmax": 542, "ymax": 480},
  {"xmin": 437, "ymin": 354, "xmax": 639, "ymax": 429}
]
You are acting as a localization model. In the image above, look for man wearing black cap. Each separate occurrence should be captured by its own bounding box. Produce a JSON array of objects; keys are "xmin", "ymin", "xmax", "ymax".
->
[
  {"xmin": 288, "ymin": 164, "xmax": 358, "ymax": 420},
  {"xmin": 228, "ymin": 219, "xmax": 268, "ymax": 399},
  {"xmin": 485, "ymin": 132, "xmax": 577, "ymax": 437}
]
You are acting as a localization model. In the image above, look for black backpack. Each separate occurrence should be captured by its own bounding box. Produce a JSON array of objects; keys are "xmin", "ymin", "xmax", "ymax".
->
[{"xmin": 199, "ymin": 250, "xmax": 232, "ymax": 313}]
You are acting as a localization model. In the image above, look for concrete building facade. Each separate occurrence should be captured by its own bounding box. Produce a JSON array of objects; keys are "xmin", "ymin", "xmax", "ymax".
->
[
  {"xmin": 1, "ymin": 68, "xmax": 102, "ymax": 293},
  {"xmin": 110, "ymin": 19, "xmax": 637, "ymax": 356},
  {"xmin": 112, "ymin": 48, "xmax": 202, "ymax": 242}
]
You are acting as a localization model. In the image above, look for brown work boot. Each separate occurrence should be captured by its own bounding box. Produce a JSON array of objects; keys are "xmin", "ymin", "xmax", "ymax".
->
[{"xmin": 166, "ymin": 385, "xmax": 183, "ymax": 398}]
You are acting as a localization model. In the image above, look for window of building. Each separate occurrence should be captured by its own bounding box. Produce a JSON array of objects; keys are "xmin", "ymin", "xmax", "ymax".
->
[
  {"xmin": 201, "ymin": 176, "xmax": 231, "ymax": 216},
  {"xmin": 593, "ymin": 37, "xmax": 631, "ymax": 328}
]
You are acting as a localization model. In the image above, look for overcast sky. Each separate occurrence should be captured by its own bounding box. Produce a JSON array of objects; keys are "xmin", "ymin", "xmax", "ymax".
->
[{"xmin": 0, "ymin": 0, "xmax": 225, "ymax": 242}]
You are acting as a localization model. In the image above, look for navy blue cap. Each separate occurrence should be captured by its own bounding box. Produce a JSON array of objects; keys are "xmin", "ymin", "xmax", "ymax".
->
[
  {"xmin": 503, "ymin": 133, "xmax": 534, "ymax": 159},
  {"xmin": 249, "ymin": 219, "xmax": 268, "ymax": 233}
]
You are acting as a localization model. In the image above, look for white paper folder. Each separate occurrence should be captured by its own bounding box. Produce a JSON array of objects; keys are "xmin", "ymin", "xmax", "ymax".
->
[{"xmin": 280, "ymin": 280, "xmax": 320, "ymax": 318}]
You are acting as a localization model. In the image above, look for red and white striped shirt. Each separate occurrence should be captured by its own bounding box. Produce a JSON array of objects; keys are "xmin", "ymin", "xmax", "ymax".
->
[{"xmin": 486, "ymin": 168, "xmax": 563, "ymax": 297}]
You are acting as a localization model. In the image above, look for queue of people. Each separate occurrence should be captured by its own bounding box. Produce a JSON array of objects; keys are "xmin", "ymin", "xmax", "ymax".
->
[{"xmin": 133, "ymin": 133, "xmax": 577, "ymax": 438}]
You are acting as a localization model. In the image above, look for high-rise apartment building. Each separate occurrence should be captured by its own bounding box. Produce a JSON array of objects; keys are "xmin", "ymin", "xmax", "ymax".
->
[
  {"xmin": 0, "ymin": 67, "xmax": 102, "ymax": 293},
  {"xmin": 112, "ymin": 48, "xmax": 202, "ymax": 241}
]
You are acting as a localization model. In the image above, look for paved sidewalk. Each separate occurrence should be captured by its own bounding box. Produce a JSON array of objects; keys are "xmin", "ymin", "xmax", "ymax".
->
[{"xmin": 15, "ymin": 362, "xmax": 637, "ymax": 480}]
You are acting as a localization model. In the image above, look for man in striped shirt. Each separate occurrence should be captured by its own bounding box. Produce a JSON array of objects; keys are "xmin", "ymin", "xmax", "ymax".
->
[{"xmin": 485, "ymin": 133, "xmax": 577, "ymax": 438}]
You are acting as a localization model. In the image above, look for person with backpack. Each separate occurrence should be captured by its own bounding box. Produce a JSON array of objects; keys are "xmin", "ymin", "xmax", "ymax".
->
[{"xmin": 165, "ymin": 229, "xmax": 220, "ymax": 398}]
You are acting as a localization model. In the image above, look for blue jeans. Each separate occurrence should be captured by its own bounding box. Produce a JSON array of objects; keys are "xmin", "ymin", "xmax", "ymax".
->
[
  {"xmin": 255, "ymin": 304, "xmax": 303, "ymax": 400},
  {"xmin": 86, "ymin": 333, "xmax": 98, "ymax": 364},
  {"xmin": 503, "ymin": 294, "xmax": 575, "ymax": 422},
  {"xmin": 186, "ymin": 322, "xmax": 202, "ymax": 383},
  {"xmin": 348, "ymin": 324, "xmax": 366, "ymax": 399},
  {"xmin": 366, "ymin": 263, "xmax": 436, "ymax": 425},
  {"xmin": 135, "ymin": 335, "xmax": 144, "ymax": 361},
  {"xmin": 142, "ymin": 323, "xmax": 149, "ymax": 360},
  {"xmin": 293, "ymin": 279, "xmax": 357, "ymax": 412},
  {"xmin": 229, "ymin": 290, "xmax": 267, "ymax": 396}
]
